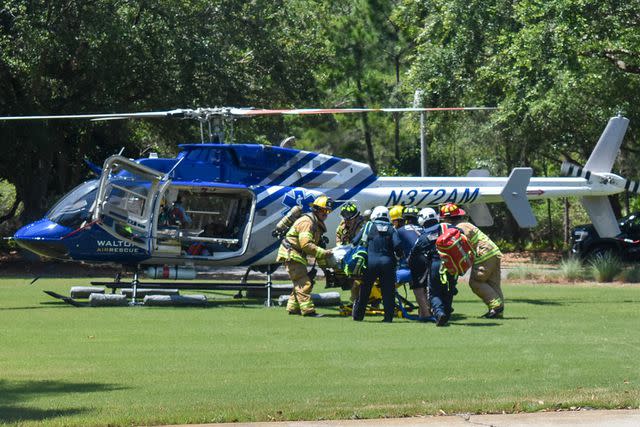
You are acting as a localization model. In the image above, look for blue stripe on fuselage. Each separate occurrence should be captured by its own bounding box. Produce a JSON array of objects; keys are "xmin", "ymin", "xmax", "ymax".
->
[
  {"xmin": 255, "ymin": 157, "xmax": 342, "ymax": 210},
  {"xmin": 242, "ymin": 172, "xmax": 378, "ymax": 266},
  {"xmin": 254, "ymin": 152, "xmax": 318, "ymax": 195},
  {"xmin": 332, "ymin": 173, "xmax": 378, "ymax": 209}
]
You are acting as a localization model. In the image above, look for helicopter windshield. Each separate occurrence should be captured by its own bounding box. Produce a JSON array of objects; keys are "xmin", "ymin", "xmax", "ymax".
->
[{"xmin": 47, "ymin": 180, "xmax": 99, "ymax": 229}]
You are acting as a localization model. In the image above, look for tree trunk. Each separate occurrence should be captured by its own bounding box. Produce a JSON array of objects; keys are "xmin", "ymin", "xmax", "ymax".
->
[{"xmin": 563, "ymin": 198, "xmax": 570, "ymax": 247}]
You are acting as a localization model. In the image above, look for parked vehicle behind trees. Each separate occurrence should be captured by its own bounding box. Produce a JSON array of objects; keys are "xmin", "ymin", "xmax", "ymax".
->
[{"xmin": 571, "ymin": 212, "xmax": 640, "ymax": 261}]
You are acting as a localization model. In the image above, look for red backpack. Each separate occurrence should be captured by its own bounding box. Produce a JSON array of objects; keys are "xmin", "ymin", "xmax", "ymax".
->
[{"xmin": 436, "ymin": 224, "xmax": 475, "ymax": 275}]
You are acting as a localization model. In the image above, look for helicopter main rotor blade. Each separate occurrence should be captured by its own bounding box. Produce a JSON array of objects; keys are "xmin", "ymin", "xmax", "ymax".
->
[
  {"xmin": 0, "ymin": 106, "xmax": 497, "ymax": 122},
  {"xmin": 230, "ymin": 106, "xmax": 497, "ymax": 116},
  {"xmin": 0, "ymin": 109, "xmax": 189, "ymax": 121}
]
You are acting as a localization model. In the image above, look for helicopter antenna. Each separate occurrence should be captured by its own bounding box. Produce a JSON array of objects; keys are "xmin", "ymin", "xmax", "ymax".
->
[{"xmin": 163, "ymin": 156, "xmax": 185, "ymax": 180}]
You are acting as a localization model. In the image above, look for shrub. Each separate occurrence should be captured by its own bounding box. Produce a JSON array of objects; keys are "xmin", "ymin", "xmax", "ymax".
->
[
  {"xmin": 560, "ymin": 257, "xmax": 585, "ymax": 282},
  {"xmin": 589, "ymin": 253, "xmax": 623, "ymax": 283},
  {"xmin": 621, "ymin": 265, "xmax": 640, "ymax": 283}
]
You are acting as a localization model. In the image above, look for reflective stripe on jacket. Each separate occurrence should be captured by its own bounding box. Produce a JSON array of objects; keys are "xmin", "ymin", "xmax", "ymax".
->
[
  {"xmin": 276, "ymin": 213, "xmax": 328, "ymax": 265},
  {"xmin": 455, "ymin": 222, "xmax": 501, "ymax": 264},
  {"xmin": 336, "ymin": 215, "xmax": 365, "ymax": 245}
]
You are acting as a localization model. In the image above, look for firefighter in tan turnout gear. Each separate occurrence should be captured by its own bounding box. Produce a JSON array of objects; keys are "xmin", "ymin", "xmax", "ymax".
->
[
  {"xmin": 335, "ymin": 201, "xmax": 366, "ymax": 302},
  {"xmin": 276, "ymin": 195, "xmax": 333, "ymax": 317},
  {"xmin": 439, "ymin": 202, "xmax": 504, "ymax": 318}
]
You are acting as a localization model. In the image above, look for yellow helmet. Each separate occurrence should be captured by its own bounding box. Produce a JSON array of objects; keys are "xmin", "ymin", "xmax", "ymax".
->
[
  {"xmin": 389, "ymin": 205, "xmax": 405, "ymax": 221},
  {"xmin": 310, "ymin": 195, "xmax": 333, "ymax": 212}
]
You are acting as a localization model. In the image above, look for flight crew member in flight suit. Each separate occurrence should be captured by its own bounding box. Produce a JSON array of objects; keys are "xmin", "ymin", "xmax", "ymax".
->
[
  {"xmin": 396, "ymin": 206, "xmax": 431, "ymax": 320},
  {"xmin": 352, "ymin": 206, "xmax": 403, "ymax": 323},
  {"xmin": 439, "ymin": 202, "xmax": 504, "ymax": 318},
  {"xmin": 276, "ymin": 195, "xmax": 333, "ymax": 318},
  {"xmin": 335, "ymin": 201, "xmax": 366, "ymax": 302},
  {"xmin": 409, "ymin": 208, "xmax": 458, "ymax": 326}
]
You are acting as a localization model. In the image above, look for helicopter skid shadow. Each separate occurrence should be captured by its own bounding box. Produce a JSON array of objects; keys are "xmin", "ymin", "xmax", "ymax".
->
[{"xmin": 508, "ymin": 298, "xmax": 564, "ymax": 306}]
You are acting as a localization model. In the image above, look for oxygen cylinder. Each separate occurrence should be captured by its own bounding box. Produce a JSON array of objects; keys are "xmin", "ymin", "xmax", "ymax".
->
[
  {"xmin": 273, "ymin": 205, "xmax": 303, "ymax": 238},
  {"xmin": 144, "ymin": 265, "xmax": 197, "ymax": 280}
]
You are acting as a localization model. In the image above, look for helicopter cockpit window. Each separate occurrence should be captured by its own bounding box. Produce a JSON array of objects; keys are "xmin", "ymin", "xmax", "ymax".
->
[
  {"xmin": 103, "ymin": 181, "xmax": 149, "ymax": 218},
  {"xmin": 47, "ymin": 180, "xmax": 99, "ymax": 229}
]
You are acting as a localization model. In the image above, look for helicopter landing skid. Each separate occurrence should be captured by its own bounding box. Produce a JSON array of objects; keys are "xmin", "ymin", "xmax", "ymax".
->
[
  {"xmin": 90, "ymin": 280, "xmax": 277, "ymax": 307},
  {"xmin": 43, "ymin": 290, "xmax": 88, "ymax": 307}
]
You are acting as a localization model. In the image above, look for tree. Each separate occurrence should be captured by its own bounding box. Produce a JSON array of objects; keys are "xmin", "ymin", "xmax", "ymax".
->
[{"xmin": 0, "ymin": 0, "xmax": 327, "ymax": 223}]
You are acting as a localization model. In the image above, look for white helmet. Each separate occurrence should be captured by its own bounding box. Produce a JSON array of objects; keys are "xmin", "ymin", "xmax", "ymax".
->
[
  {"xmin": 370, "ymin": 206, "xmax": 390, "ymax": 222},
  {"xmin": 418, "ymin": 207, "xmax": 439, "ymax": 226}
]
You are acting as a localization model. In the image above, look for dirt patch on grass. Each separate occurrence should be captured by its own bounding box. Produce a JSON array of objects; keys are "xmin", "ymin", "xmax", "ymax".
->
[{"xmin": 501, "ymin": 251, "xmax": 563, "ymax": 267}]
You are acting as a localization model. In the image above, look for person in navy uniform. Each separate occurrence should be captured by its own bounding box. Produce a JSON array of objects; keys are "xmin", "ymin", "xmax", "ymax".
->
[
  {"xmin": 352, "ymin": 206, "xmax": 403, "ymax": 323},
  {"xmin": 408, "ymin": 207, "xmax": 458, "ymax": 326},
  {"xmin": 397, "ymin": 206, "xmax": 432, "ymax": 320}
]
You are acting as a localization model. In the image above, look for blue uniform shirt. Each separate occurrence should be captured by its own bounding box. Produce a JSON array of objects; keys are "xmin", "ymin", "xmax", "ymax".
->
[{"xmin": 397, "ymin": 224, "xmax": 424, "ymax": 261}]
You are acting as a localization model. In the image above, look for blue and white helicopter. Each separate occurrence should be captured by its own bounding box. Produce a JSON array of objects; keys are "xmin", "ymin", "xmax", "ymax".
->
[{"xmin": 1, "ymin": 108, "xmax": 635, "ymax": 298}]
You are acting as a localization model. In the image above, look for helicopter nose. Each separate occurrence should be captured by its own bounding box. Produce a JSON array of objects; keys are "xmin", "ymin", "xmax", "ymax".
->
[{"xmin": 14, "ymin": 219, "xmax": 71, "ymax": 259}]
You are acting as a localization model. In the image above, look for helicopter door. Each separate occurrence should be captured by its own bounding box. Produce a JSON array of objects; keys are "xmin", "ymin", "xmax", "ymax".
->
[
  {"xmin": 154, "ymin": 184, "xmax": 254, "ymax": 260},
  {"xmin": 93, "ymin": 155, "xmax": 165, "ymax": 250}
]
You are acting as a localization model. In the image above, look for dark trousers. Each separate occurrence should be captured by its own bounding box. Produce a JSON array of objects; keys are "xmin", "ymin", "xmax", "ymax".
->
[
  {"xmin": 428, "ymin": 258, "xmax": 457, "ymax": 318},
  {"xmin": 353, "ymin": 257, "xmax": 396, "ymax": 322}
]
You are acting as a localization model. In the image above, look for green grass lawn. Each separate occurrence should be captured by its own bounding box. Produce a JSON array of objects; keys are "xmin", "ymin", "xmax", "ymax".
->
[{"xmin": 0, "ymin": 277, "xmax": 639, "ymax": 426}]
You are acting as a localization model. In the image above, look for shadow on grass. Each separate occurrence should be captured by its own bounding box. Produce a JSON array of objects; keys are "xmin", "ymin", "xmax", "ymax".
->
[
  {"xmin": 0, "ymin": 406, "xmax": 86, "ymax": 423},
  {"xmin": 509, "ymin": 298, "xmax": 565, "ymax": 306},
  {"xmin": 451, "ymin": 321, "xmax": 502, "ymax": 327},
  {"xmin": 0, "ymin": 379, "xmax": 126, "ymax": 423},
  {"xmin": 0, "ymin": 305, "xmax": 70, "ymax": 311}
]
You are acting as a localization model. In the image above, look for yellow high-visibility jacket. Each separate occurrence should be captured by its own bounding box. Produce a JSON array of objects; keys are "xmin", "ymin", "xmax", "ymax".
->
[
  {"xmin": 336, "ymin": 215, "xmax": 365, "ymax": 245},
  {"xmin": 455, "ymin": 222, "xmax": 502, "ymax": 264},
  {"xmin": 276, "ymin": 213, "xmax": 328, "ymax": 265}
]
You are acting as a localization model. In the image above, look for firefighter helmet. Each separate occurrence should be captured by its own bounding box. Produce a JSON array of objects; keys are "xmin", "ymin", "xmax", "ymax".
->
[
  {"xmin": 340, "ymin": 201, "xmax": 359, "ymax": 220},
  {"xmin": 403, "ymin": 206, "xmax": 420, "ymax": 220},
  {"xmin": 389, "ymin": 205, "xmax": 405, "ymax": 221},
  {"xmin": 418, "ymin": 207, "xmax": 439, "ymax": 226},
  {"xmin": 440, "ymin": 202, "xmax": 466, "ymax": 218},
  {"xmin": 370, "ymin": 206, "xmax": 390, "ymax": 222},
  {"xmin": 310, "ymin": 195, "xmax": 333, "ymax": 212}
]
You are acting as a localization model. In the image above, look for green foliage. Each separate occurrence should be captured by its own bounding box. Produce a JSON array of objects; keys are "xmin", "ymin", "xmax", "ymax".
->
[
  {"xmin": 1, "ymin": 0, "xmax": 640, "ymax": 247},
  {"xmin": 0, "ymin": 0, "xmax": 329, "ymax": 222},
  {"xmin": 0, "ymin": 180, "xmax": 16, "ymax": 216},
  {"xmin": 589, "ymin": 252, "xmax": 623, "ymax": 283},
  {"xmin": 559, "ymin": 257, "xmax": 585, "ymax": 282},
  {"xmin": 620, "ymin": 265, "xmax": 640, "ymax": 283}
]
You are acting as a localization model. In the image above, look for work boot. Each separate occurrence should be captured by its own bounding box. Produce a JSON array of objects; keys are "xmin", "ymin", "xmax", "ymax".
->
[
  {"xmin": 436, "ymin": 313, "xmax": 448, "ymax": 327},
  {"xmin": 288, "ymin": 310, "xmax": 301, "ymax": 315},
  {"xmin": 303, "ymin": 312, "xmax": 324, "ymax": 318},
  {"xmin": 482, "ymin": 306, "xmax": 504, "ymax": 319}
]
